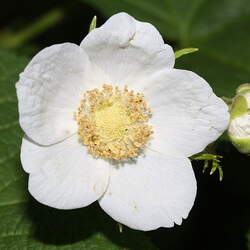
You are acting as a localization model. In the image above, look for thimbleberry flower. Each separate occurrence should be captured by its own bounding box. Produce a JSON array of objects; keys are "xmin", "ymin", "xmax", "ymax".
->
[{"xmin": 16, "ymin": 13, "xmax": 229, "ymax": 231}]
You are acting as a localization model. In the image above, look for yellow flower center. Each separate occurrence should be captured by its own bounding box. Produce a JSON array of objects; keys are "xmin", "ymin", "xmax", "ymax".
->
[{"xmin": 75, "ymin": 84, "xmax": 152, "ymax": 160}]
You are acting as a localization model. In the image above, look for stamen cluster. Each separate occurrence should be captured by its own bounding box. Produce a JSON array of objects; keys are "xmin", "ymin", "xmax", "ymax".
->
[{"xmin": 75, "ymin": 84, "xmax": 152, "ymax": 160}]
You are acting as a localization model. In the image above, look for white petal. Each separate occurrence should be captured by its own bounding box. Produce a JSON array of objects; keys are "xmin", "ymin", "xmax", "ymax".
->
[
  {"xmin": 99, "ymin": 151, "xmax": 196, "ymax": 231},
  {"xmin": 16, "ymin": 43, "xmax": 90, "ymax": 145},
  {"xmin": 21, "ymin": 135, "xmax": 110, "ymax": 209},
  {"xmin": 80, "ymin": 12, "xmax": 174, "ymax": 90},
  {"xmin": 144, "ymin": 69, "xmax": 230, "ymax": 157}
]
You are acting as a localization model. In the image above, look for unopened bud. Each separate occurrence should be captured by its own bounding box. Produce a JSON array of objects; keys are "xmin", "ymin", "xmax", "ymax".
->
[{"xmin": 228, "ymin": 84, "xmax": 250, "ymax": 154}]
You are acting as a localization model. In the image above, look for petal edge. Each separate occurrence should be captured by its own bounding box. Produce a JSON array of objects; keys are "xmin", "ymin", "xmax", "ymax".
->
[
  {"xmin": 99, "ymin": 151, "xmax": 196, "ymax": 231},
  {"xmin": 21, "ymin": 135, "xmax": 110, "ymax": 209}
]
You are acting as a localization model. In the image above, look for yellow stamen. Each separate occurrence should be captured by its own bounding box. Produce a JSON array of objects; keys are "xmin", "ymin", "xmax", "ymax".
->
[{"xmin": 75, "ymin": 84, "xmax": 152, "ymax": 160}]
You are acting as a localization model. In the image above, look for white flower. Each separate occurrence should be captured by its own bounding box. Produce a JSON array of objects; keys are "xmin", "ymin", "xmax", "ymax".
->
[
  {"xmin": 228, "ymin": 84, "xmax": 250, "ymax": 154},
  {"xmin": 16, "ymin": 13, "xmax": 229, "ymax": 231}
]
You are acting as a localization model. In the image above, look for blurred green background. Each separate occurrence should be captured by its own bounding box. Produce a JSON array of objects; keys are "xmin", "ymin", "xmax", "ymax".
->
[{"xmin": 0, "ymin": 0, "xmax": 250, "ymax": 249}]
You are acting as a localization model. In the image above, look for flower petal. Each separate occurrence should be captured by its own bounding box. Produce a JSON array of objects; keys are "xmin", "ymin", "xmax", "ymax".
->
[
  {"xmin": 16, "ymin": 43, "xmax": 90, "ymax": 145},
  {"xmin": 144, "ymin": 69, "xmax": 229, "ymax": 157},
  {"xmin": 99, "ymin": 151, "xmax": 196, "ymax": 231},
  {"xmin": 80, "ymin": 12, "xmax": 174, "ymax": 90},
  {"xmin": 21, "ymin": 135, "xmax": 110, "ymax": 209}
]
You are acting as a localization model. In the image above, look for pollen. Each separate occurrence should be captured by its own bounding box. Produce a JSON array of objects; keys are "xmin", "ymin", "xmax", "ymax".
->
[{"xmin": 74, "ymin": 84, "xmax": 153, "ymax": 160}]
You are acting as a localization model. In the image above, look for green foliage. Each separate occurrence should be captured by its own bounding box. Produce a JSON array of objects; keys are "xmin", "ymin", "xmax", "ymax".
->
[
  {"xmin": 0, "ymin": 50, "xmax": 156, "ymax": 249},
  {"xmin": 82, "ymin": 0, "xmax": 250, "ymax": 97}
]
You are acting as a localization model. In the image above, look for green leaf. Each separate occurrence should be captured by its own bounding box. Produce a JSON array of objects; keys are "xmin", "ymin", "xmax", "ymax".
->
[
  {"xmin": 82, "ymin": 0, "xmax": 250, "ymax": 97},
  {"xmin": 175, "ymin": 48, "xmax": 199, "ymax": 59},
  {"xmin": 0, "ymin": 50, "xmax": 156, "ymax": 249}
]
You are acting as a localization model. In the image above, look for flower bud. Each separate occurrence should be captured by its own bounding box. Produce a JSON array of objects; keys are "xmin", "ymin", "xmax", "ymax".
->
[{"xmin": 228, "ymin": 84, "xmax": 250, "ymax": 154}]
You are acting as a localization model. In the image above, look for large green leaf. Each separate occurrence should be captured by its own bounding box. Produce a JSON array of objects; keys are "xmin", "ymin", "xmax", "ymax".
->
[
  {"xmin": 0, "ymin": 50, "xmax": 156, "ymax": 249},
  {"xmin": 82, "ymin": 0, "xmax": 250, "ymax": 97}
]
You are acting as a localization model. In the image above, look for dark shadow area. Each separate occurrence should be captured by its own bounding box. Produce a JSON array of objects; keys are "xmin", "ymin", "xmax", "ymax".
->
[
  {"xmin": 0, "ymin": 0, "xmax": 62, "ymax": 29},
  {"xmin": 0, "ymin": 0, "xmax": 105, "ymax": 57},
  {"xmin": 33, "ymin": 2, "xmax": 105, "ymax": 48},
  {"xmin": 26, "ymin": 198, "xmax": 154, "ymax": 249}
]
